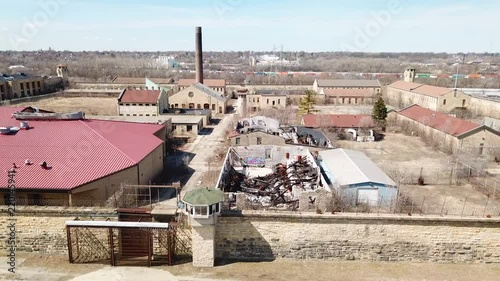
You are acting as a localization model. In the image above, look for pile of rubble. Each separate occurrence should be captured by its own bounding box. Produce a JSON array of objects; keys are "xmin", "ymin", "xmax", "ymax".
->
[{"xmin": 224, "ymin": 156, "xmax": 322, "ymax": 208}]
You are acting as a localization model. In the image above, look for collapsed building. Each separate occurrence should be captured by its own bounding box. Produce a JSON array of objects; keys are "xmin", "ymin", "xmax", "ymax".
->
[
  {"xmin": 229, "ymin": 116, "xmax": 334, "ymax": 148},
  {"xmin": 216, "ymin": 145, "xmax": 330, "ymax": 210}
]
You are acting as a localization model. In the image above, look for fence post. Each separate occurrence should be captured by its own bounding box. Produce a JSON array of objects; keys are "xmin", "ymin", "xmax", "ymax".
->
[
  {"xmin": 461, "ymin": 197, "xmax": 468, "ymax": 217},
  {"xmin": 420, "ymin": 197, "xmax": 426, "ymax": 215},
  {"xmin": 482, "ymin": 198, "xmax": 490, "ymax": 217},
  {"xmin": 440, "ymin": 197, "xmax": 447, "ymax": 216},
  {"xmin": 494, "ymin": 181, "xmax": 497, "ymax": 199}
]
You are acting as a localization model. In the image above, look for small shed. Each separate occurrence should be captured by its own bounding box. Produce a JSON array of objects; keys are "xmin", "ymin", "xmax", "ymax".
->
[{"xmin": 318, "ymin": 149, "xmax": 397, "ymax": 206}]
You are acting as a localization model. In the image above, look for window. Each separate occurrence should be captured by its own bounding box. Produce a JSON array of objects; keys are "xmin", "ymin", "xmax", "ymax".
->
[
  {"xmin": 215, "ymin": 203, "xmax": 220, "ymax": 213},
  {"xmin": 37, "ymin": 81, "xmax": 41, "ymax": 88},
  {"xmin": 462, "ymin": 99, "xmax": 466, "ymax": 107},
  {"xmin": 257, "ymin": 137, "xmax": 262, "ymax": 144},
  {"xmin": 20, "ymin": 83, "xmax": 24, "ymax": 90},
  {"xmin": 272, "ymin": 100, "xmax": 275, "ymax": 106},
  {"xmin": 208, "ymin": 205, "xmax": 213, "ymax": 215},
  {"xmin": 267, "ymin": 99, "xmax": 269, "ymax": 104},
  {"xmin": 265, "ymin": 148, "xmax": 271, "ymax": 159},
  {"xmin": 257, "ymin": 98, "xmax": 260, "ymax": 103},
  {"xmin": 235, "ymin": 137, "xmax": 241, "ymax": 145},
  {"xmin": 132, "ymin": 103, "xmax": 136, "ymax": 106},
  {"xmin": 197, "ymin": 104, "xmax": 201, "ymax": 109},
  {"xmin": 212, "ymin": 104, "xmax": 216, "ymax": 110},
  {"xmin": 0, "ymin": 85, "xmax": 4, "ymax": 93},
  {"xmin": 187, "ymin": 125, "xmax": 193, "ymax": 132},
  {"xmin": 278, "ymin": 99, "xmax": 281, "ymax": 104},
  {"xmin": 195, "ymin": 206, "xmax": 207, "ymax": 216},
  {"xmin": 443, "ymin": 99, "xmax": 447, "ymax": 105}
]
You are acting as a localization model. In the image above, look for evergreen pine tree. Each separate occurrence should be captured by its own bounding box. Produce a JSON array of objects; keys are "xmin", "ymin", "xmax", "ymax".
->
[
  {"xmin": 299, "ymin": 90, "xmax": 319, "ymax": 115},
  {"xmin": 372, "ymin": 96, "xmax": 388, "ymax": 129}
]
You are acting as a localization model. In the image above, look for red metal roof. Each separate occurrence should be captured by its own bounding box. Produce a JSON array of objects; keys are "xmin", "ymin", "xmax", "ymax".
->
[
  {"xmin": 302, "ymin": 114, "xmax": 374, "ymax": 128},
  {"xmin": 398, "ymin": 105, "xmax": 480, "ymax": 136},
  {"xmin": 119, "ymin": 89, "xmax": 161, "ymax": 103},
  {"xmin": 0, "ymin": 107, "xmax": 164, "ymax": 190},
  {"xmin": 388, "ymin": 81, "xmax": 454, "ymax": 97}
]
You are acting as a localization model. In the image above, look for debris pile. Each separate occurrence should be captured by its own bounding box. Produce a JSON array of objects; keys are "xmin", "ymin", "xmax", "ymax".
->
[{"xmin": 224, "ymin": 156, "xmax": 322, "ymax": 207}]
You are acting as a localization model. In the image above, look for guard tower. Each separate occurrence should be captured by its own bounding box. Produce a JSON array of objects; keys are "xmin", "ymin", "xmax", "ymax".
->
[
  {"xmin": 182, "ymin": 187, "xmax": 224, "ymax": 267},
  {"xmin": 404, "ymin": 67, "xmax": 416, "ymax": 83},
  {"xmin": 56, "ymin": 64, "xmax": 69, "ymax": 86}
]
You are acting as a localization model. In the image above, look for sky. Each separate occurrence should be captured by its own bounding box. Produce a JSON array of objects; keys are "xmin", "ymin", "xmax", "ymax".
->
[{"xmin": 0, "ymin": 0, "xmax": 499, "ymax": 53}]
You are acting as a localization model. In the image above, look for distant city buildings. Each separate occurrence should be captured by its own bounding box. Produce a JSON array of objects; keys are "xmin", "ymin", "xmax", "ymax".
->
[
  {"xmin": 251, "ymin": 54, "xmax": 300, "ymax": 67},
  {"xmin": 151, "ymin": 55, "xmax": 179, "ymax": 69}
]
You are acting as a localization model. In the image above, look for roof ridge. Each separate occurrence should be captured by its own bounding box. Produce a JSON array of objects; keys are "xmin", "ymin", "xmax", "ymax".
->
[
  {"xmin": 341, "ymin": 149, "xmax": 371, "ymax": 184},
  {"xmin": 79, "ymin": 120, "xmax": 137, "ymax": 164}
]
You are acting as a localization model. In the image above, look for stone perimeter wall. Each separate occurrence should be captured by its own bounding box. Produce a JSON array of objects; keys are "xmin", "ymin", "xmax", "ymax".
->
[
  {"xmin": 0, "ymin": 207, "xmax": 117, "ymax": 254},
  {"xmin": 216, "ymin": 211, "xmax": 500, "ymax": 263}
]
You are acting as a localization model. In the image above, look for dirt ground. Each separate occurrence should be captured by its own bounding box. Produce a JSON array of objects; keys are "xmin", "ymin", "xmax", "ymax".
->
[
  {"xmin": 336, "ymin": 132, "xmax": 455, "ymax": 183},
  {"xmin": 400, "ymin": 184, "xmax": 500, "ymax": 217},
  {"xmin": 336, "ymin": 133, "xmax": 500, "ymax": 217},
  {"xmin": 2, "ymin": 253, "xmax": 500, "ymax": 281},
  {"xmin": 15, "ymin": 97, "xmax": 117, "ymax": 116}
]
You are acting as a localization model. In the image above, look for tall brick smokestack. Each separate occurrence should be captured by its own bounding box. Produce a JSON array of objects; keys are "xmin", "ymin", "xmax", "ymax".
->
[{"xmin": 195, "ymin": 26, "xmax": 203, "ymax": 84}]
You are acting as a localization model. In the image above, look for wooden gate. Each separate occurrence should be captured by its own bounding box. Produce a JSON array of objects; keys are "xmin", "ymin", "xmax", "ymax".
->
[{"xmin": 118, "ymin": 208, "xmax": 152, "ymax": 258}]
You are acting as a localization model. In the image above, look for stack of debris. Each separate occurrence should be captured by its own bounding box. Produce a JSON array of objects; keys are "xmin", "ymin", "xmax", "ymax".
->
[{"xmin": 225, "ymin": 156, "xmax": 322, "ymax": 208}]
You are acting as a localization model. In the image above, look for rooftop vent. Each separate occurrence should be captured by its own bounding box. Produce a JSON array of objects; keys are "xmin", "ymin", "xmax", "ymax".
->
[{"xmin": 20, "ymin": 121, "xmax": 30, "ymax": 130}]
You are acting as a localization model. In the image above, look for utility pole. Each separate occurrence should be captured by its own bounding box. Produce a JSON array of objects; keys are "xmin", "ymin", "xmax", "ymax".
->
[{"xmin": 454, "ymin": 54, "xmax": 466, "ymax": 89}]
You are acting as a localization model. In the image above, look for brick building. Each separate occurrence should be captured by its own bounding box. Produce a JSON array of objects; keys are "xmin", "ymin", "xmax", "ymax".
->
[
  {"xmin": 177, "ymin": 79, "xmax": 226, "ymax": 96},
  {"xmin": 0, "ymin": 73, "xmax": 45, "ymax": 100},
  {"xmin": 169, "ymin": 83, "xmax": 227, "ymax": 114},
  {"xmin": 313, "ymin": 79, "xmax": 381, "ymax": 95},
  {"xmin": 389, "ymin": 104, "xmax": 500, "ymax": 155},
  {"xmin": 322, "ymin": 88, "xmax": 377, "ymax": 105},
  {"xmin": 117, "ymin": 89, "xmax": 169, "ymax": 116},
  {"xmin": 386, "ymin": 81, "xmax": 471, "ymax": 113}
]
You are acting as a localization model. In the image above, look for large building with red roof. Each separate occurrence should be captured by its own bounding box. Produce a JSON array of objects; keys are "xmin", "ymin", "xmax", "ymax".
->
[
  {"xmin": 0, "ymin": 107, "xmax": 167, "ymax": 206},
  {"xmin": 386, "ymin": 80, "xmax": 471, "ymax": 113},
  {"xmin": 389, "ymin": 104, "xmax": 500, "ymax": 155}
]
